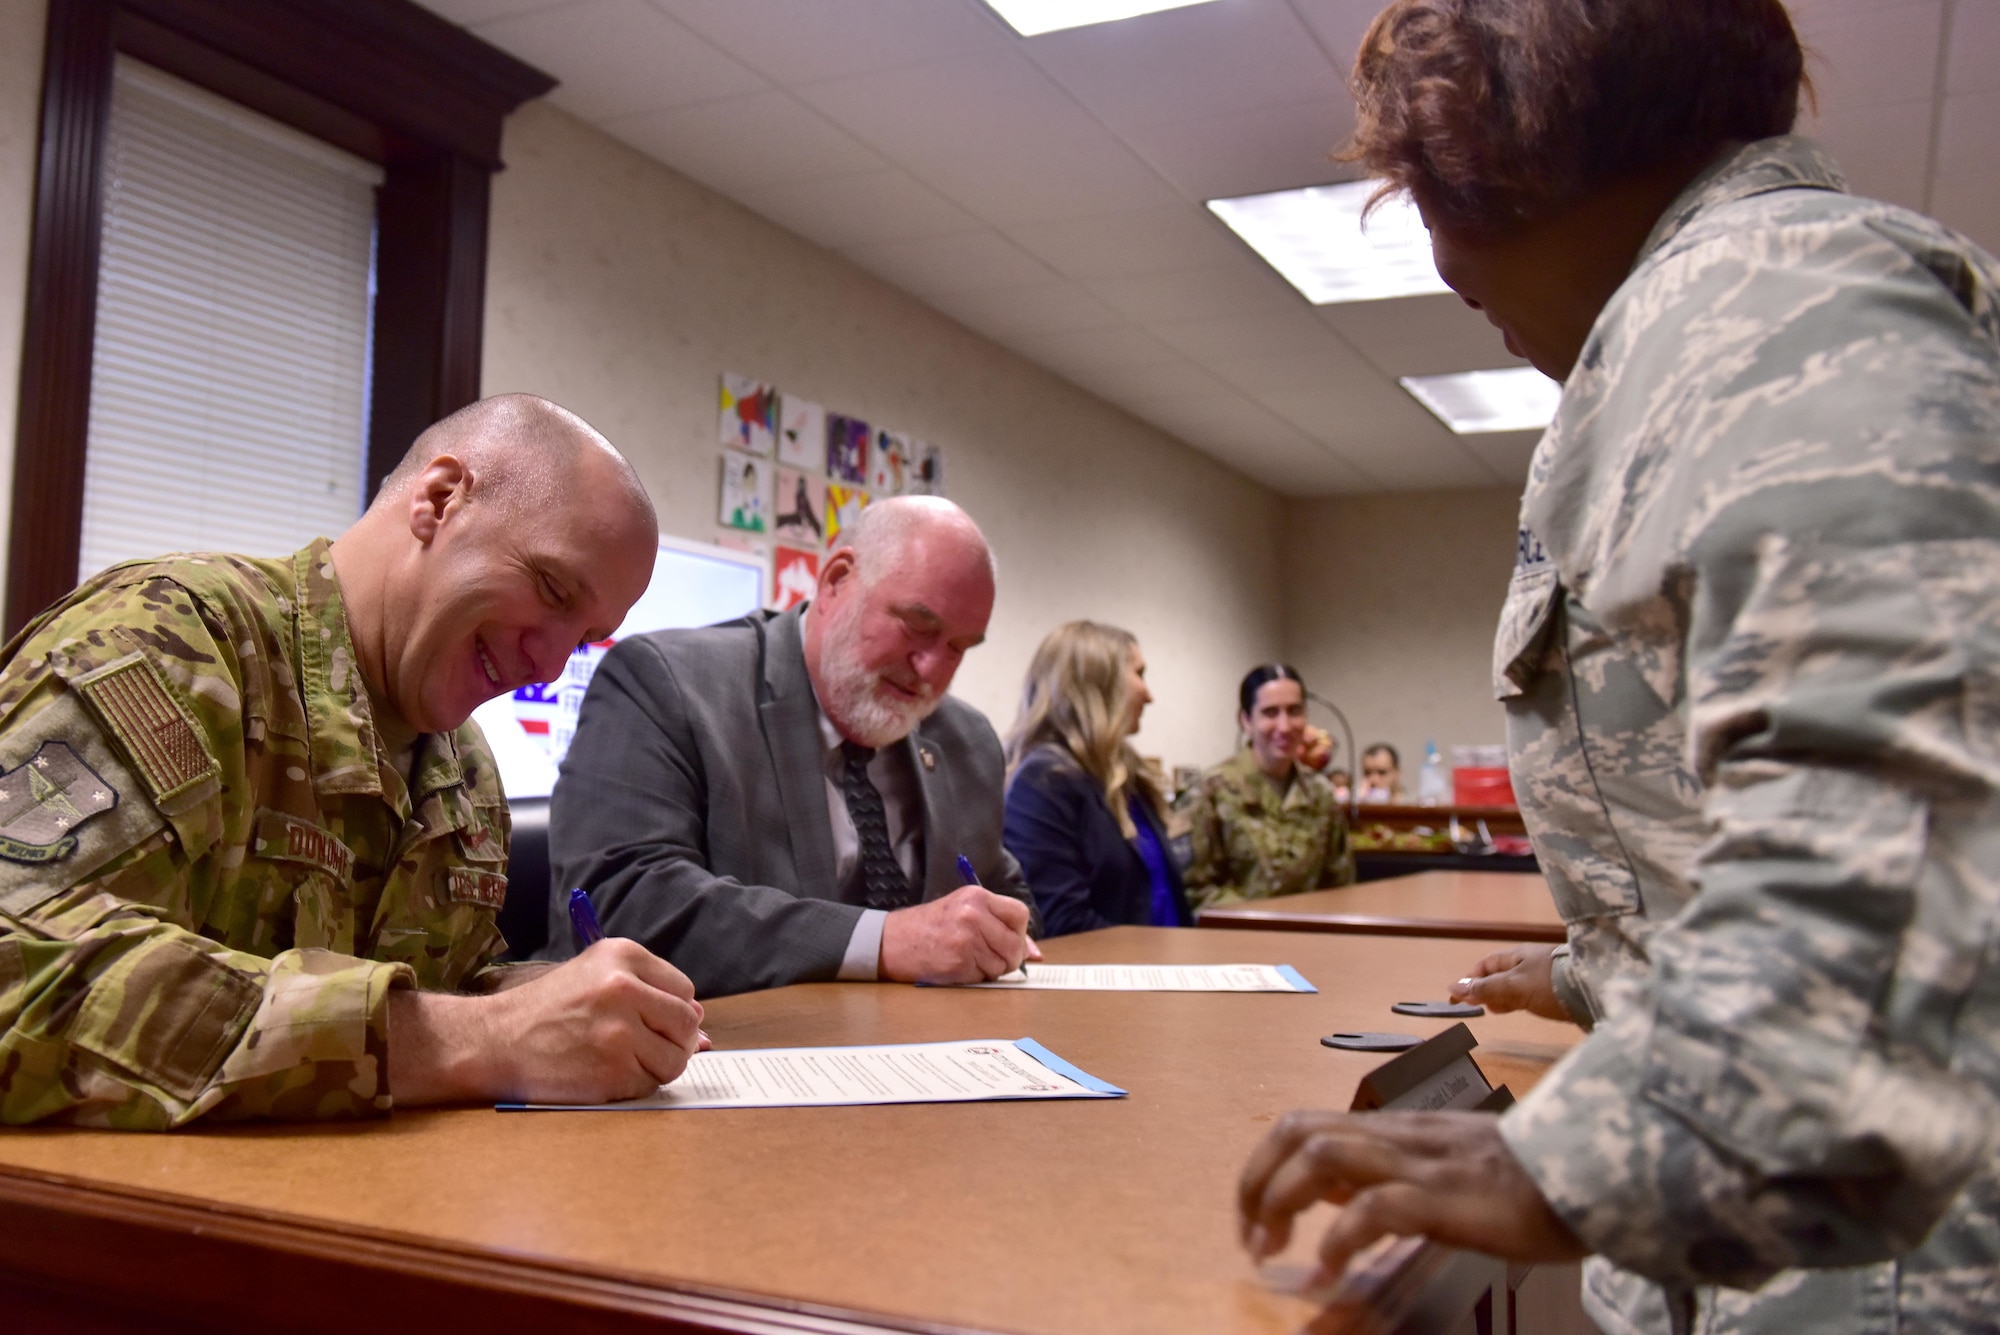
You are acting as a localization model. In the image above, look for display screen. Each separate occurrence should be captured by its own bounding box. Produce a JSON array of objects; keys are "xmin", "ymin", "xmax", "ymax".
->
[{"xmin": 471, "ymin": 537, "xmax": 766, "ymax": 799}]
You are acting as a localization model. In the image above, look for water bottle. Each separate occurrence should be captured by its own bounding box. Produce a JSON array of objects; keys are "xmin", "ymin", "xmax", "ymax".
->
[{"xmin": 1417, "ymin": 740, "xmax": 1450, "ymax": 807}]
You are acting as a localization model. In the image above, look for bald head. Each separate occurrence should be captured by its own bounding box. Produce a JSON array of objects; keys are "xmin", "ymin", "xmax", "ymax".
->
[
  {"xmin": 845, "ymin": 496, "xmax": 995, "ymax": 587},
  {"xmin": 805, "ymin": 496, "xmax": 996, "ymax": 747},
  {"xmin": 374, "ymin": 393, "xmax": 655, "ymax": 533},
  {"xmin": 333, "ymin": 394, "xmax": 660, "ymax": 734}
]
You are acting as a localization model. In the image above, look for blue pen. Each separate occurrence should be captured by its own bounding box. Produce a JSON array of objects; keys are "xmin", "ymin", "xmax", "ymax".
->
[
  {"xmin": 957, "ymin": 855, "xmax": 1030, "ymax": 978},
  {"xmin": 568, "ymin": 886, "xmax": 605, "ymax": 949}
]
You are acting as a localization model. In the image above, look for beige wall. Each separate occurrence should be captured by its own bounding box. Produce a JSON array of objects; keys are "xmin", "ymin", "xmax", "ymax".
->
[
  {"xmin": 1281, "ymin": 488, "xmax": 1520, "ymax": 785},
  {"xmin": 0, "ymin": 0, "xmax": 49, "ymax": 598},
  {"xmin": 482, "ymin": 102, "xmax": 1287, "ymax": 771}
]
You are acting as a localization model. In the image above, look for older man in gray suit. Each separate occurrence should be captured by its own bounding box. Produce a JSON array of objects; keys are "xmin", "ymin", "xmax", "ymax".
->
[{"xmin": 545, "ymin": 497, "xmax": 1040, "ymax": 997}]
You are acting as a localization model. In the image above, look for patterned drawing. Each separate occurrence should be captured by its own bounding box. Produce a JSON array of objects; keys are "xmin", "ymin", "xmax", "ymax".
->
[
  {"xmin": 719, "ymin": 373, "xmax": 777, "ymax": 456},
  {"xmin": 907, "ymin": 440, "xmax": 945, "ymax": 496},
  {"xmin": 774, "ymin": 467, "xmax": 825, "ymax": 547},
  {"xmin": 826, "ymin": 483, "xmax": 870, "ymax": 545},
  {"xmin": 869, "ymin": 429, "xmax": 911, "ymax": 496},
  {"xmin": 826, "ymin": 413, "xmax": 868, "ymax": 485},
  {"xmin": 719, "ymin": 451, "xmax": 774, "ymax": 533},
  {"xmin": 778, "ymin": 394, "xmax": 825, "ymax": 469},
  {"xmin": 772, "ymin": 546, "xmax": 820, "ymax": 611}
]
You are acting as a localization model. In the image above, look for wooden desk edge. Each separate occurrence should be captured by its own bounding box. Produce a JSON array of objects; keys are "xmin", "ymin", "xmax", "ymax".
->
[
  {"xmin": 1197, "ymin": 911, "xmax": 1566, "ymax": 945},
  {"xmin": 0, "ymin": 1160, "xmax": 980, "ymax": 1335}
]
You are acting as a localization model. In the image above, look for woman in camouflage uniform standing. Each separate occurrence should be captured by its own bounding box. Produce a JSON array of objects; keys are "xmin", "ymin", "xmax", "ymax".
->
[{"xmin": 1178, "ymin": 665, "xmax": 1354, "ymax": 909}]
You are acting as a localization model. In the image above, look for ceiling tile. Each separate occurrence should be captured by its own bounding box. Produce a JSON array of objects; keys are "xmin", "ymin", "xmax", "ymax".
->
[
  {"xmin": 1285, "ymin": 0, "xmax": 1380, "ymax": 71},
  {"xmin": 1020, "ymin": 0, "xmax": 1337, "ymax": 131},
  {"xmin": 1117, "ymin": 96, "xmax": 1359, "ymax": 202},
  {"xmin": 1791, "ymin": 1, "xmax": 1943, "ymax": 107},
  {"xmin": 1125, "ymin": 393, "xmax": 1377, "ymax": 494},
  {"xmin": 1315, "ymin": 293, "xmax": 1527, "ymax": 377},
  {"xmin": 1208, "ymin": 339, "xmax": 1383, "ymax": 394},
  {"xmin": 419, "ymin": 0, "xmax": 573, "ymax": 24},
  {"xmin": 1071, "ymin": 357, "xmax": 1233, "ymax": 403},
  {"xmin": 1805, "ymin": 96, "xmax": 1935, "ymax": 213},
  {"xmin": 1002, "ymin": 324, "xmax": 1186, "ymax": 375},
  {"xmin": 1086, "ymin": 262, "xmax": 1301, "ymax": 323},
  {"xmin": 796, "ymin": 51, "xmax": 1181, "ymax": 223},
  {"xmin": 734, "ymin": 169, "xmax": 983, "ymax": 249},
  {"xmin": 1001, "ymin": 206, "xmax": 1245, "ymax": 279},
  {"xmin": 604, "ymin": 91, "xmax": 885, "ymax": 195},
  {"xmin": 842, "ymin": 230, "xmax": 1059, "ymax": 294},
  {"xmin": 1931, "ymin": 90, "xmax": 2000, "ymax": 252},
  {"xmin": 1470, "ymin": 431, "xmax": 1544, "ymax": 489},
  {"xmin": 652, "ymin": 0, "xmax": 1012, "ymax": 84},
  {"xmin": 474, "ymin": 0, "xmax": 766, "ymax": 121},
  {"xmin": 1150, "ymin": 306, "xmax": 1353, "ymax": 361},
  {"xmin": 1947, "ymin": 0, "xmax": 2000, "ymax": 94},
  {"xmin": 925, "ymin": 281, "xmax": 1125, "ymax": 339},
  {"xmin": 1259, "ymin": 378, "xmax": 1510, "ymax": 489}
]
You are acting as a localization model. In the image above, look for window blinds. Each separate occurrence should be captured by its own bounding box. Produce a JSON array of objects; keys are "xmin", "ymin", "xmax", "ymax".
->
[{"xmin": 80, "ymin": 58, "xmax": 382, "ymax": 582}]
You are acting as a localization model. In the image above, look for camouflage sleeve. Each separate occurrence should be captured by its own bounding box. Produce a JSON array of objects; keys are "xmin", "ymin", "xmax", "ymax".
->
[
  {"xmin": 0, "ymin": 574, "xmax": 410, "ymax": 1129},
  {"xmin": 1319, "ymin": 798, "xmax": 1354, "ymax": 888},
  {"xmin": 1174, "ymin": 778, "xmax": 1232, "ymax": 908},
  {"xmin": 1503, "ymin": 228, "xmax": 2000, "ymax": 1284}
]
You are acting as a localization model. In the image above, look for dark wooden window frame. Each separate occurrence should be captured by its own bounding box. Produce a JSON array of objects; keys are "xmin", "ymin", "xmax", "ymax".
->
[{"xmin": 7, "ymin": 0, "xmax": 553, "ymax": 635}]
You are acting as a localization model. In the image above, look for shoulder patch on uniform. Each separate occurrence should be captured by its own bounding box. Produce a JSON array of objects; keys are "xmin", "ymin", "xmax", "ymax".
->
[
  {"xmin": 0, "ymin": 741, "xmax": 117, "ymax": 863},
  {"xmin": 443, "ymin": 867, "xmax": 507, "ymax": 910},
  {"xmin": 68, "ymin": 652, "xmax": 218, "ymax": 805},
  {"xmin": 253, "ymin": 808, "xmax": 354, "ymax": 882}
]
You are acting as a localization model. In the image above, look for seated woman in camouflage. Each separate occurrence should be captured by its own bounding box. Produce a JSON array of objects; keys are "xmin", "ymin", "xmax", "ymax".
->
[{"xmin": 1176, "ymin": 665, "xmax": 1353, "ymax": 909}]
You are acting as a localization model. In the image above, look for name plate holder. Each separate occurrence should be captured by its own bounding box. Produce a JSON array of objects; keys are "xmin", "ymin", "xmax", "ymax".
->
[{"xmin": 1314, "ymin": 1025, "xmax": 1512, "ymax": 1335}]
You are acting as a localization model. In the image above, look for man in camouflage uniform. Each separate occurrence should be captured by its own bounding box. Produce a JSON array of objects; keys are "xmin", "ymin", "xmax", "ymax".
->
[
  {"xmin": 0, "ymin": 394, "xmax": 703, "ymax": 1128},
  {"xmin": 1178, "ymin": 748, "xmax": 1353, "ymax": 908},
  {"xmin": 1243, "ymin": 127, "xmax": 2000, "ymax": 1333}
]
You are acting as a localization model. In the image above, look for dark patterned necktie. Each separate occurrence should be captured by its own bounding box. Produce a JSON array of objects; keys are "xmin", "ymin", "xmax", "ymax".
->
[{"xmin": 841, "ymin": 741, "xmax": 914, "ymax": 909}]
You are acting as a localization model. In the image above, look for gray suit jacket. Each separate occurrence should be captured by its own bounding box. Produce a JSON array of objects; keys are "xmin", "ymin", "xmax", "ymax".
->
[{"xmin": 542, "ymin": 604, "xmax": 1033, "ymax": 996}]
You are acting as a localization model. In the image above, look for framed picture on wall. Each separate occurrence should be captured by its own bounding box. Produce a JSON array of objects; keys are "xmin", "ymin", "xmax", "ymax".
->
[
  {"xmin": 778, "ymin": 393, "xmax": 824, "ymax": 469},
  {"xmin": 719, "ymin": 373, "xmax": 777, "ymax": 456},
  {"xmin": 868, "ymin": 429, "xmax": 910, "ymax": 495},
  {"xmin": 826, "ymin": 483, "xmax": 870, "ymax": 545},
  {"xmin": 826, "ymin": 413, "xmax": 868, "ymax": 484},
  {"xmin": 774, "ymin": 467, "xmax": 825, "ymax": 547},
  {"xmin": 719, "ymin": 451, "xmax": 775, "ymax": 532},
  {"xmin": 772, "ymin": 545, "xmax": 819, "ymax": 611},
  {"xmin": 907, "ymin": 440, "xmax": 945, "ymax": 496}
]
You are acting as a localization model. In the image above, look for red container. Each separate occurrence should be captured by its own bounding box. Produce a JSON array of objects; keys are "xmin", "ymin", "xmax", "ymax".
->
[{"xmin": 1453, "ymin": 766, "xmax": 1515, "ymax": 807}]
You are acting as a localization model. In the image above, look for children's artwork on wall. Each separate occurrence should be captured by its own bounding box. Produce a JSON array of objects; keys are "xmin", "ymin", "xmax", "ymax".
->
[
  {"xmin": 773, "ymin": 467, "xmax": 825, "ymax": 547},
  {"xmin": 719, "ymin": 451, "xmax": 774, "ymax": 532},
  {"xmin": 778, "ymin": 394, "xmax": 825, "ymax": 469},
  {"xmin": 826, "ymin": 484, "xmax": 870, "ymax": 545},
  {"xmin": 714, "ymin": 530, "xmax": 771, "ymax": 561},
  {"xmin": 826, "ymin": 413, "xmax": 869, "ymax": 485},
  {"xmin": 772, "ymin": 546, "xmax": 820, "ymax": 611},
  {"xmin": 868, "ymin": 429, "xmax": 910, "ymax": 496},
  {"xmin": 906, "ymin": 440, "xmax": 945, "ymax": 496},
  {"xmin": 719, "ymin": 373, "xmax": 777, "ymax": 456}
]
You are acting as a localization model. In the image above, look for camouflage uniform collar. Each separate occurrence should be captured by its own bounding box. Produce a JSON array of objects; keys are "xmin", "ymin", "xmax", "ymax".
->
[
  {"xmin": 289, "ymin": 541, "xmax": 464, "ymax": 809},
  {"xmin": 1632, "ymin": 136, "xmax": 1848, "ymax": 272},
  {"xmin": 1226, "ymin": 746, "xmax": 1304, "ymax": 808}
]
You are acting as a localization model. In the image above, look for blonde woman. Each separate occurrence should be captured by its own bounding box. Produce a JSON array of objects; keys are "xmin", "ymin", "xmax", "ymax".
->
[{"xmin": 1002, "ymin": 622, "xmax": 1189, "ymax": 936}]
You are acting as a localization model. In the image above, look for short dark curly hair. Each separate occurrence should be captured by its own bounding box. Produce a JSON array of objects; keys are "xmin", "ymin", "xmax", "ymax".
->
[{"xmin": 1347, "ymin": 0, "xmax": 1807, "ymax": 235}]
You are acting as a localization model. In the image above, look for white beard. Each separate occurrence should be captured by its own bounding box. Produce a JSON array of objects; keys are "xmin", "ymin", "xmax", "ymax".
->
[{"xmin": 818, "ymin": 604, "xmax": 940, "ymax": 747}]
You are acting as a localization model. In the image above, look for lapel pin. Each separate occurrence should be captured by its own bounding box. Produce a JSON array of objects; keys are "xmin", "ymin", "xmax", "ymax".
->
[{"xmin": 919, "ymin": 748, "xmax": 936, "ymax": 771}]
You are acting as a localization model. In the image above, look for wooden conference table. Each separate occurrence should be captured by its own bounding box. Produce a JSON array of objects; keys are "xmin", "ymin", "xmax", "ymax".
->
[
  {"xmin": 0, "ymin": 927, "xmax": 1577, "ymax": 1335},
  {"xmin": 1198, "ymin": 871, "xmax": 1567, "ymax": 944}
]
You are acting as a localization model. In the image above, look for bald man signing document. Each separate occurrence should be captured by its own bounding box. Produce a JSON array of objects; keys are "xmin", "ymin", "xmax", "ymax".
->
[
  {"xmin": 0, "ymin": 395, "xmax": 704, "ymax": 1127},
  {"xmin": 548, "ymin": 497, "xmax": 1040, "ymax": 997}
]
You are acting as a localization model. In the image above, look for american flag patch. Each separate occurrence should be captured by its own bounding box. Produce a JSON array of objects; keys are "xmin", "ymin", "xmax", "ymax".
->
[{"xmin": 73, "ymin": 654, "xmax": 216, "ymax": 802}]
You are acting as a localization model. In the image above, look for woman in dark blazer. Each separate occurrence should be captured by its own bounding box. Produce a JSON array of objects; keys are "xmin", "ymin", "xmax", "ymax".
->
[{"xmin": 1002, "ymin": 621, "xmax": 1190, "ymax": 936}]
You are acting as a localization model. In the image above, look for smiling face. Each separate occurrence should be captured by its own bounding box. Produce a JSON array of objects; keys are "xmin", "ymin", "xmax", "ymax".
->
[
  {"xmin": 1241, "ymin": 678, "xmax": 1306, "ymax": 780},
  {"xmin": 382, "ymin": 453, "xmax": 655, "ymax": 733},
  {"xmin": 806, "ymin": 514, "xmax": 995, "ymax": 748}
]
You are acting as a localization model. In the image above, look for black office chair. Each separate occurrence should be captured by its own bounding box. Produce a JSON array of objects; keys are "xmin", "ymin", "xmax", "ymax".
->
[{"xmin": 499, "ymin": 797, "xmax": 552, "ymax": 961}]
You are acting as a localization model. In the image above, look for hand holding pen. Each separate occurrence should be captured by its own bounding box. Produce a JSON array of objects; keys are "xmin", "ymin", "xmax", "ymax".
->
[{"xmin": 958, "ymin": 854, "xmax": 1033, "ymax": 978}]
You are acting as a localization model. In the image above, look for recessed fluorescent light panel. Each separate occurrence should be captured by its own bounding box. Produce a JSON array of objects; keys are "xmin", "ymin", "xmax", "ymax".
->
[
  {"xmin": 1400, "ymin": 367, "xmax": 1563, "ymax": 434},
  {"xmin": 1208, "ymin": 181, "xmax": 1450, "ymax": 305},
  {"xmin": 985, "ymin": 0, "xmax": 1218, "ymax": 38}
]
